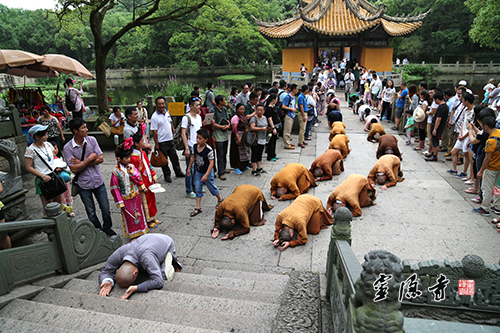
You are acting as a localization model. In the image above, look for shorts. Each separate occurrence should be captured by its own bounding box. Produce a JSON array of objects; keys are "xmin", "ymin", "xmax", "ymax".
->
[
  {"xmin": 453, "ymin": 137, "xmax": 470, "ymax": 153},
  {"xmin": 371, "ymin": 93, "xmax": 378, "ymax": 101},
  {"xmin": 431, "ymin": 126, "xmax": 444, "ymax": 147},
  {"xmin": 395, "ymin": 106, "xmax": 404, "ymax": 118}
]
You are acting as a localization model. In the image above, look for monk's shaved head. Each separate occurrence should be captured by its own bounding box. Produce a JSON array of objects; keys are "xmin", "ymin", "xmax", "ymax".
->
[
  {"xmin": 276, "ymin": 187, "xmax": 288, "ymax": 198},
  {"xmin": 373, "ymin": 133, "xmax": 381, "ymax": 141},
  {"xmin": 313, "ymin": 168, "xmax": 324, "ymax": 178},
  {"xmin": 376, "ymin": 174, "xmax": 387, "ymax": 185},
  {"xmin": 219, "ymin": 216, "xmax": 235, "ymax": 231},
  {"xmin": 385, "ymin": 148, "xmax": 394, "ymax": 155},
  {"xmin": 279, "ymin": 225, "xmax": 294, "ymax": 242},
  {"xmin": 115, "ymin": 261, "xmax": 138, "ymax": 288},
  {"xmin": 332, "ymin": 201, "xmax": 346, "ymax": 212}
]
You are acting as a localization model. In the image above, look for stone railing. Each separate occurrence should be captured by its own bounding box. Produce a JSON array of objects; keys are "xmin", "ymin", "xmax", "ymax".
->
[
  {"xmin": 326, "ymin": 207, "xmax": 500, "ymax": 332},
  {"xmin": 0, "ymin": 203, "xmax": 121, "ymax": 296},
  {"xmin": 394, "ymin": 61, "xmax": 500, "ymax": 74}
]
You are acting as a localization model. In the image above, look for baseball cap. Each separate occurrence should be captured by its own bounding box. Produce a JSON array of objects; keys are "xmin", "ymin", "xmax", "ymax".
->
[
  {"xmin": 28, "ymin": 124, "xmax": 48, "ymax": 137},
  {"xmin": 458, "ymin": 80, "xmax": 467, "ymax": 86}
]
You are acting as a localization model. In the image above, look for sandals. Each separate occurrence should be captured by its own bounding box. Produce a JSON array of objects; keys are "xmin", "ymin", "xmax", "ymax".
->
[
  {"xmin": 464, "ymin": 188, "xmax": 478, "ymax": 194},
  {"xmin": 413, "ymin": 147, "xmax": 422, "ymax": 151},
  {"xmin": 190, "ymin": 208, "xmax": 202, "ymax": 217},
  {"xmin": 491, "ymin": 218, "xmax": 500, "ymax": 224},
  {"xmin": 216, "ymin": 199, "xmax": 224, "ymax": 209},
  {"xmin": 148, "ymin": 221, "xmax": 159, "ymax": 228}
]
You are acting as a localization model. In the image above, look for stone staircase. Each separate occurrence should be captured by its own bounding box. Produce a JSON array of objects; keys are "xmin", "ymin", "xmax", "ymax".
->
[{"xmin": 0, "ymin": 263, "xmax": 295, "ymax": 332}]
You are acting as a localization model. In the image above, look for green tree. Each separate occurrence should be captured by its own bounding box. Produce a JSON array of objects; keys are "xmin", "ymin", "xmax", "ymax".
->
[{"xmin": 466, "ymin": 0, "xmax": 500, "ymax": 50}]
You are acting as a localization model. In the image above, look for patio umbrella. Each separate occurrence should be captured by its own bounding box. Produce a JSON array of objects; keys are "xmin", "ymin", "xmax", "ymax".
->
[
  {"xmin": 42, "ymin": 54, "xmax": 93, "ymax": 79},
  {"xmin": 0, "ymin": 50, "xmax": 44, "ymax": 69},
  {"xmin": 0, "ymin": 62, "xmax": 59, "ymax": 78}
]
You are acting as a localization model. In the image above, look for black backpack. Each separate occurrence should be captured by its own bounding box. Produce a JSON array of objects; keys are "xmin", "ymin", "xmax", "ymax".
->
[
  {"xmin": 65, "ymin": 89, "xmax": 76, "ymax": 111},
  {"xmin": 275, "ymin": 90, "xmax": 287, "ymax": 122}
]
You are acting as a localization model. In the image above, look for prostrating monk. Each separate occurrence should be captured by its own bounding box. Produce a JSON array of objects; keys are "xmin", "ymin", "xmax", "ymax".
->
[
  {"xmin": 98, "ymin": 234, "xmax": 181, "ymax": 299},
  {"xmin": 329, "ymin": 121, "xmax": 346, "ymax": 140},
  {"xmin": 376, "ymin": 134, "xmax": 402, "ymax": 160},
  {"xmin": 310, "ymin": 149, "xmax": 344, "ymax": 181},
  {"xmin": 273, "ymin": 195, "xmax": 333, "ymax": 251},
  {"xmin": 367, "ymin": 121, "xmax": 386, "ymax": 142},
  {"xmin": 270, "ymin": 163, "xmax": 317, "ymax": 201},
  {"xmin": 328, "ymin": 134, "xmax": 350, "ymax": 158},
  {"xmin": 367, "ymin": 155, "xmax": 405, "ymax": 190},
  {"xmin": 212, "ymin": 184, "xmax": 273, "ymax": 240},
  {"xmin": 327, "ymin": 174, "xmax": 376, "ymax": 217}
]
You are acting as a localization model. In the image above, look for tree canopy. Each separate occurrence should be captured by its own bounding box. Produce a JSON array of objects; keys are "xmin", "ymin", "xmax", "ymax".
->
[{"xmin": 465, "ymin": 0, "xmax": 500, "ymax": 51}]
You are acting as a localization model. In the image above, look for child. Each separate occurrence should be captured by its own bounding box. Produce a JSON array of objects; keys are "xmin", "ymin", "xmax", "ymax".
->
[
  {"xmin": 187, "ymin": 128, "xmax": 223, "ymax": 217},
  {"xmin": 130, "ymin": 124, "xmax": 160, "ymax": 229},
  {"xmin": 52, "ymin": 146, "xmax": 75, "ymax": 217},
  {"xmin": 110, "ymin": 138, "xmax": 148, "ymax": 239},
  {"xmin": 363, "ymin": 82, "xmax": 371, "ymax": 104},
  {"xmin": 404, "ymin": 110, "xmax": 415, "ymax": 146}
]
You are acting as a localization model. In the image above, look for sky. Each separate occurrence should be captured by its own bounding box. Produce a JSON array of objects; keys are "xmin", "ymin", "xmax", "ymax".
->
[{"xmin": 0, "ymin": 0, "xmax": 57, "ymax": 10}]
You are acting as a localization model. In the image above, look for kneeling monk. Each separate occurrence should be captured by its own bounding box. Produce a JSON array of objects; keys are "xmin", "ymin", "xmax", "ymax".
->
[
  {"xmin": 328, "ymin": 134, "xmax": 350, "ymax": 158},
  {"xmin": 213, "ymin": 184, "xmax": 273, "ymax": 240},
  {"xmin": 327, "ymin": 174, "xmax": 376, "ymax": 217},
  {"xmin": 367, "ymin": 120, "xmax": 386, "ymax": 142},
  {"xmin": 310, "ymin": 149, "xmax": 344, "ymax": 181},
  {"xmin": 99, "ymin": 234, "xmax": 181, "ymax": 299},
  {"xmin": 271, "ymin": 163, "xmax": 317, "ymax": 201},
  {"xmin": 329, "ymin": 121, "xmax": 346, "ymax": 140},
  {"xmin": 367, "ymin": 154, "xmax": 405, "ymax": 190},
  {"xmin": 273, "ymin": 195, "xmax": 333, "ymax": 250},
  {"xmin": 376, "ymin": 134, "xmax": 402, "ymax": 160}
]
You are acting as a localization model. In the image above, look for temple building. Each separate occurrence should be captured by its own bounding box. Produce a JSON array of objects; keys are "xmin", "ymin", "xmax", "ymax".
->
[{"xmin": 255, "ymin": 0, "xmax": 428, "ymax": 72}]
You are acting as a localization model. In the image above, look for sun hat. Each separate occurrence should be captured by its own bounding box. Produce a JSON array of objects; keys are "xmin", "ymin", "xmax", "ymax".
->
[
  {"xmin": 28, "ymin": 124, "xmax": 48, "ymax": 137},
  {"xmin": 458, "ymin": 80, "xmax": 467, "ymax": 86}
]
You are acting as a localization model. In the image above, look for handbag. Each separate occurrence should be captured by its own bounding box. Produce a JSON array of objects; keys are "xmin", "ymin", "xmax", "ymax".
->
[
  {"xmin": 150, "ymin": 149, "xmax": 168, "ymax": 167},
  {"xmin": 34, "ymin": 149, "xmax": 67, "ymax": 200},
  {"xmin": 71, "ymin": 142, "xmax": 87, "ymax": 197},
  {"xmin": 244, "ymin": 116, "xmax": 258, "ymax": 147}
]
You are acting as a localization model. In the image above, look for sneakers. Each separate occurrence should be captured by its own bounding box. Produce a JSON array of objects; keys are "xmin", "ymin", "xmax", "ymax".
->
[
  {"xmin": 446, "ymin": 169, "xmax": 458, "ymax": 174},
  {"xmin": 491, "ymin": 207, "xmax": 500, "ymax": 215},
  {"xmin": 252, "ymin": 170, "xmax": 261, "ymax": 177},
  {"xmin": 164, "ymin": 252, "xmax": 175, "ymax": 281},
  {"xmin": 464, "ymin": 180, "xmax": 474, "ymax": 185},
  {"xmin": 219, "ymin": 175, "xmax": 227, "ymax": 180},
  {"xmin": 257, "ymin": 168, "xmax": 267, "ymax": 174},
  {"xmin": 186, "ymin": 192, "xmax": 196, "ymax": 198},
  {"xmin": 422, "ymin": 151, "xmax": 431, "ymax": 157},
  {"xmin": 456, "ymin": 172, "xmax": 467, "ymax": 178},
  {"xmin": 471, "ymin": 197, "xmax": 482, "ymax": 204},
  {"xmin": 391, "ymin": 126, "xmax": 398, "ymax": 130},
  {"xmin": 425, "ymin": 155, "xmax": 437, "ymax": 162},
  {"xmin": 472, "ymin": 207, "xmax": 490, "ymax": 216},
  {"xmin": 233, "ymin": 168, "xmax": 243, "ymax": 175},
  {"xmin": 443, "ymin": 152, "xmax": 451, "ymax": 157},
  {"xmin": 405, "ymin": 141, "xmax": 411, "ymax": 146},
  {"xmin": 381, "ymin": 116, "xmax": 387, "ymax": 120}
]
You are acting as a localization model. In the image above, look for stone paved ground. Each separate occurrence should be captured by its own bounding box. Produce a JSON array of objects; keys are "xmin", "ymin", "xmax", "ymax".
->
[{"xmin": 20, "ymin": 99, "xmax": 500, "ymax": 275}]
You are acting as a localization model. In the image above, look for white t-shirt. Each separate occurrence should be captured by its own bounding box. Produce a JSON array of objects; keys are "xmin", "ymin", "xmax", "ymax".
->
[
  {"xmin": 428, "ymin": 101, "xmax": 438, "ymax": 124},
  {"xmin": 25, "ymin": 142, "xmax": 56, "ymax": 175},
  {"xmin": 181, "ymin": 113, "xmax": 202, "ymax": 147},
  {"xmin": 150, "ymin": 110, "xmax": 174, "ymax": 142},
  {"xmin": 109, "ymin": 112, "xmax": 125, "ymax": 127},
  {"xmin": 370, "ymin": 79, "xmax": 382, "ymax": 95},
  {"xmin": 382, "ymin": 87, "xmax": 395, "ymax": 103}
]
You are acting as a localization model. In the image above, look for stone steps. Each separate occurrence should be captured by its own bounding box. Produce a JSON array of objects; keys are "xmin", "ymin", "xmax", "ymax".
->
[
  {"xmin": 0, "ymin": 299, "xmax": 223, "ymax": 333},
  {"xmin": 0, "ymin": 317, "xmax": 76, "ymax": 333}
]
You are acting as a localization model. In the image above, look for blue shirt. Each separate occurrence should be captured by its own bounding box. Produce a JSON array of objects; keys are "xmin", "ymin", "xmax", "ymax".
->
[
  {"xmin": 446, "ymin": 96, "xmax": 456, "ymax": 115},
  {"xmin": 396, "ymin": 88, "xmax": 408, "ymax": 108},
  {"xmin": 283, "ymin": 94, "xmax": 297, "ymax": 119},
  {"xmin": 297, "ymin": 93, "xmax": 308, "ymax": 114}
]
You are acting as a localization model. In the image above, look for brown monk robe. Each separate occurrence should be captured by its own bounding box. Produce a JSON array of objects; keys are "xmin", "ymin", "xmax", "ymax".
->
[
  {"xmin": 367, "ymin": 123, "xmax": 386, "ymax": 142},
  {"xmin": 273, "ymin": 195, "xmax": 333, "ymax": 248},
  {"xmin": 367, "ymin": 155, "xmax": 405, "ymax": 188},
  {"xmin": 214, "ymin": 184, "xmax": 273, "ymax": 239},
  {"xmin": 376, "ymin": 134, "xmax": 402, "ymax": 160},
  {"xmin": 329, "ymin": 121, "xmax": 346, "ymax": 140},
  {"xmin": 309, "ymin": 149, "xmax": 344, "ymax": 181},
  {"xmin": 270, "ymin": 163, "xmax": 317, "ymax": 201},
  {"xmin": 328, "ymin": 134, "xmax": 350, "ymax": 158},
  {"xmin": 327, "ymin": 174, "xmax": 376, "ymax": 217}
]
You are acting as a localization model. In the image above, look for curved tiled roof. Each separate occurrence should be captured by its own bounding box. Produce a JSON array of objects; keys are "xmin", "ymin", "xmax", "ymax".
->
[{"xmin": 256, "ymin": 0, "xmax": 427, "ymax": 38}]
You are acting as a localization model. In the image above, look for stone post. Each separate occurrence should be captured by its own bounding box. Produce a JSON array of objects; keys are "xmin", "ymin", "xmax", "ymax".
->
[
  {"xmin": 332, "ymin": 207, "xmax": 352, "ymax": 245},
  {"xmin": 146, "ymin": 95, "xmax": 154, "ymax": 119}
]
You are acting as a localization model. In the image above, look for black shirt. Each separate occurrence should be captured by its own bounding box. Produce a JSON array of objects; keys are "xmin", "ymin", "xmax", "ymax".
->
[
  {"xmin": 265, "ymin": 105, "xmax": 281, "ymax": 126},
  {"xmin": 433, "ymin": 103, "xmax": 449, "ymax": 132}
]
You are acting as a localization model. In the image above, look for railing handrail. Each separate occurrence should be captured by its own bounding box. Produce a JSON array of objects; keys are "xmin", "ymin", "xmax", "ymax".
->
[{"xmin": 0, "ymin": 219, "xmax": 54, "ymax": 233}]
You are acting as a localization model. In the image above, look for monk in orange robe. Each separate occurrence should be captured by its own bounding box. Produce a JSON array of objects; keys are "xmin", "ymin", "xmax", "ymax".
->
[
  {"xmin": 367, "ymin": 155, "xmax": 405, "ymax": 189},
  {"xmin": 270, "ymin": 163, "xmax": 317, "ymax": 201},
  {"xmin": 273, "ymin": 195, "xmax": 333, "ymax": 250},
  {"xmin": 329, "ymin": 121, "xmax": 346, "ymax": 140},
  {"xmin": 376, "ymin": 134, "xmax": 402, "ymax": 160},
  {"xmin": 327, "ymin": 174, "xmax": 376, "ymax": 217},
  {"xmin": 213, "ymin": 184, "xmax": 273, "ymax": 240},
  {"xmin": 309, "ymin": 149, "xmax": 344, "ymax": 181},
  {"xmin": 367, "ymin": 122, "xmax": 386, "ymax": 142},
  {"xmin": 328, "ymin": 134, "xmax": 350, "ymax": 158}
]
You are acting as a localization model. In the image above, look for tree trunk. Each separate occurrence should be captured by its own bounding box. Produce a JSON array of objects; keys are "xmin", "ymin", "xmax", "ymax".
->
[{"xmin": 90, "ymin": 10, "xmax": 109, "ymax": 115}]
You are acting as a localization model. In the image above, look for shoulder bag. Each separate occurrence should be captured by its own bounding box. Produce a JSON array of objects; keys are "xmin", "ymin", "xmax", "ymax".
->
[
  {"xmin": 34, "ymin": 149, "xmax": 67, "ymax": 200},
  {"xmin": 71, "ymin": 142, "xmax": 87, "ymax": 197},
  {"xmin": 244, "ymin": 116, "xmax": 258, "ymax": 147}
]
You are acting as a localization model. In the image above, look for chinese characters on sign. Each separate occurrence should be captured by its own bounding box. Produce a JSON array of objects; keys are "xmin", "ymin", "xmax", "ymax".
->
[{"xmin": 373, "ymin": 273, "xmax": 457, "ymax": 302}]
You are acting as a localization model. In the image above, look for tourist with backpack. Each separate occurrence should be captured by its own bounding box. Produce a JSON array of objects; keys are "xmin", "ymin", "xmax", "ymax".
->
[
  {"xmin": 282, "ymin": 84, "xmax": 299, "ymax": 150},
  {"xmin": 64, "ymin": 77, "xmax": 85, "ymax": 119}
]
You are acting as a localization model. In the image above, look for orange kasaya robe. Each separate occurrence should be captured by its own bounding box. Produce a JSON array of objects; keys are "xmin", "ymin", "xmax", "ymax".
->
[
  {"xmin": 367, "ymin": 123, "xmax": 386, "ymax": 142},
  {"xmin": 367, "ymin": 155, "xmax": 405, "ymax": 188},
  {"xmin": 274, "ymin": 195, "xmax": 333, "ymax": 247},
  {"xmin": 270, "ymin": 163, "xmax": 317, "ymax": 200},
  {"xmin": 327, "ymin": 174, "xmax": 376, "ymax": 217},
  {"xmin": 214, "ymin": 184, "xmax": 273, "ymax": 239},
  {"xmin": 329, "ymin": 121, "xmax": 346, "ymax": 140},
  {"xmin": 309, "ymin": 149, "xmax": 344, "ymax": 181},
  {"xmin": 376, "ymin": 135, "xmax": 402, "ymax": 160},
  {"xmin": 328, "ymin": 134, "xmax": 350, "ymax": 158}
]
